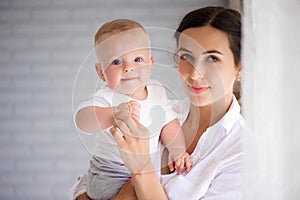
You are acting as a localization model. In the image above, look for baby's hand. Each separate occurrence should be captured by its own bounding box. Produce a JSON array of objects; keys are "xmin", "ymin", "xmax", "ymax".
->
[
  {"xmin": 114, "ymin": 101, "xmax": 140, "ymax": 121},
  {"xmin": 168, "ymin": 151, "xmax": 192, "ymax": 174}
]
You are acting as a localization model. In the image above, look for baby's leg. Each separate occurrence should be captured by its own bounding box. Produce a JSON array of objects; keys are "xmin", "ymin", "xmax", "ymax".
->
[
  {"xmin": 87, "ymin": 156, "xmax": 131, "ymax": 200},
  {"xmin": 72, "ymin": 173, "xmax": 89, "ymax": 200}
]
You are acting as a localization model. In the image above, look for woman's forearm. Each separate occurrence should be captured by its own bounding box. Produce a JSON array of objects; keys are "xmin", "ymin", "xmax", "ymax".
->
[
  {"xmin": 112, "ymin": 167, "xmax": 167, "ymax": 200},
  {"xmin": 76, "ymin": 192, "xmax": 91, "ymax": 200},
  {"xmin": 112, "ymin": 179, "xmax": 137, "ymax": 200},
  {"xmin": 133, "ymin": 173, "xmax": 167, "ymax": 199},
  {"xmin": 110, "ymin": 108, "xmax": 168, "ymax": 199}
]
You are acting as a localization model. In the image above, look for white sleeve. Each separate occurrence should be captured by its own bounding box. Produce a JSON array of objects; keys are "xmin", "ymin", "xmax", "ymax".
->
[
  {"xmin": 171, "ymin": 98, "xmax": 190, "ymax": 126},
  {"xmin": 73, "ymin": 90, "xmax": 111, "ymax": 132},
  {"xmin": 162, "ymin": 98, "xmax": 178, "ymax": 125},
  {"xmin": 147, "ymin": 80, "xmax": 178, "ymax": 126},
  {"xmin": 75, "ymin": 90, "xmax": 111, "ymax": 113},
  {"xmin": 155, "ymin": 81, "xmax": 178, "ymax": 126}
]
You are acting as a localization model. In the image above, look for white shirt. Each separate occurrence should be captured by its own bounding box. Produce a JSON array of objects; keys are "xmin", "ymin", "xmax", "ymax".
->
[
  {"xmin": 161, "ymin": 96, "xmax": 249, "ymax": 200},
  {"xmin": 75, "ymin": 80, "xmax": 176, "ymax": 166},
  {"xmin": 70, "ymin": 95, "xmax": 249, "ymax": 200}
]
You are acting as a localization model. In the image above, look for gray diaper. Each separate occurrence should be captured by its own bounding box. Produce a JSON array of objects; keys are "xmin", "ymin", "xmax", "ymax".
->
[{"xmin": 86, "ymin": 156, "xmax": 131, "ymax": 200}]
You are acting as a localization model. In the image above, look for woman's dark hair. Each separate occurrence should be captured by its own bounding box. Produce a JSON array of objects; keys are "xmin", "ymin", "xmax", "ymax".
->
[{"xmin": 175, "ymin": 6, "xmax": 242, "ymax": 102}]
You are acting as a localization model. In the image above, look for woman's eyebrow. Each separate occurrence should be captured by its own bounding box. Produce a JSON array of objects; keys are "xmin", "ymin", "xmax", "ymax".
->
[
  {"xmin": 177, "ymin": 47, "xmax": 193, "ymax": 53},
  {"xmin": 177, "ymin": 48, "xmax": 223, "ymax": 56},
  {"xmin": 202, "ymin": 50, "xmax": 223, "ymax": 55}
]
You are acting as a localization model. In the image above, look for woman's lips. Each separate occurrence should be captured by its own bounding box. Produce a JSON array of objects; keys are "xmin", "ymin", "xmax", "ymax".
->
[{"xmin": 189, "ymin": 85, "xmax": 209, "ymax": 94}]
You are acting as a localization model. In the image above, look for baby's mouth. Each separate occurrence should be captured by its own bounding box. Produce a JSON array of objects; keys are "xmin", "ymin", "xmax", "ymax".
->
[{"xmin": 121, "ymin": 77, "xmax": 138, "ymax": 81}]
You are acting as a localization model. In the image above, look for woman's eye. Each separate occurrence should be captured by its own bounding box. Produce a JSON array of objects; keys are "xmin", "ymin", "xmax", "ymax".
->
[
  {"xmin": 112, "ymin": 59, "xmax": 122, "ymax": 65},
  {"xmin": 180, "ymin": 54, "xmax": 193, "ymax": 61},
  {"xmin": 134, "ymin": 57, "xmax": 143, "ymax": 62},
  {"xmin": 207, "ymin": 55, "xmax": 219, "ymax": 63}
]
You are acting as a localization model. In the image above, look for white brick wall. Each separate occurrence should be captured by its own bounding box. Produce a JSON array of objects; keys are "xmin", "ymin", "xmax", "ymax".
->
[{"xmin": 0, "ymin": 0, "xmax": 226, "ymax": 199}]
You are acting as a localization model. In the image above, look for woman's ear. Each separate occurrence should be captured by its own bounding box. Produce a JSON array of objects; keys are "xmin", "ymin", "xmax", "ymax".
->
[
  {"xmin": 235, "ymin": 63, "xmax": 242, "ymax": 80},
  {"xmin": 95, "ymin": 63, "xmax": 105, "ymax": 81}
]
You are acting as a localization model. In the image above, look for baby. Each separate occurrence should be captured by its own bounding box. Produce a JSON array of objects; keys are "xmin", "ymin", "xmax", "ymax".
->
[{"xmin": 74, "ymin": 19, "xmax": 192, "ymax": 200}]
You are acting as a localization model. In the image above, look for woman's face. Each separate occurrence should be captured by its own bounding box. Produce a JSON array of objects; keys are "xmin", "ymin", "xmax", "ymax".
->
[{"xmin": 177, "ymin": 26, "xmax": 241, "ymax": 106}]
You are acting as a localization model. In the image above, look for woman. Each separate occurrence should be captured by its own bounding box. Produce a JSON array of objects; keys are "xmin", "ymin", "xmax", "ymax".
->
[{"xmin": 75, "ymin": 6, "xmax": 246, "ymax": 200}]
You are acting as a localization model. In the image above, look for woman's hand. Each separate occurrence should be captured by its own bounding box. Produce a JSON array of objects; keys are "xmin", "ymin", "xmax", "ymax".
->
[
  {"xmin": 110, "ymin": 103, "xmax": 168, "ymax": 200},
  {"xmin": 110, "ymin": 106, "xmax": 153, "ymax": 174}
]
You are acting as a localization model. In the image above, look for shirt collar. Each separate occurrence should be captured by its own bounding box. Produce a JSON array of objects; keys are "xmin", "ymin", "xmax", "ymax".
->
[
  {"xmin": 180, "ymin": 95, "xmax": 241, "ymax": 134},
  {"xmin": 219, "ymin": 95, "xmax": 241, "ymax": 134},
  {"xmin": 198, "ymin": 95, "xmax": 241, "ymax": 136},
  {"xmin": 192, "ymin": 96, "xmax": 241, "ymax": 161}
]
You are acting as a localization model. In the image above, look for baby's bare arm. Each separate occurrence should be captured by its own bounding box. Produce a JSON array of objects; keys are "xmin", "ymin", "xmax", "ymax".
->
[
  {"xmin": 76, "ymin": 106, "xmax": 114, "ymax": 133},
  {"xmin": 160, "ymin": 119, "xmax": 186, "ymax": 154},
  {"xmin": 160, "ymin": 119, "xmax": 192, "ymax": 173},
  {"xmin": 76, "ymin": 101, "xmax": 140, "ymax": 133}
]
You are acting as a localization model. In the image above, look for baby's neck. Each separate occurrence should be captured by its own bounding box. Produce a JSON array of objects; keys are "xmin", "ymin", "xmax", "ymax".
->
[{"xmin": 127, "ymin": 86, "xmax": 148, "ymax": 101}]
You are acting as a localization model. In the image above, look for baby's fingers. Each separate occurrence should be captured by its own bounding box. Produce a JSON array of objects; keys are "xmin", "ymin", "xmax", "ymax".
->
[
  {"xmin": 185, "ymin": 157, "xmax": 193, "ymax": 172},
  {"xmin": 129, "ymin": 100, "xmax": 140, "ymax": 109},
  {"xmin": 129, "ymin": 101, "xmax": 140, "ymax": 120},
  {"xmin": 168, "ymin": 161, "xmax": 175, "ymax": 172},
  {"xmin": 179, "ymin": 157, "xmax": 186, "ymax": 174},
  {"xmin": 130, "ymin": 110, "xmax": 140, "ymax": 121},
  {"xmin": 174, "ymin": 158, "xmax": 183, "ymax": 174}
]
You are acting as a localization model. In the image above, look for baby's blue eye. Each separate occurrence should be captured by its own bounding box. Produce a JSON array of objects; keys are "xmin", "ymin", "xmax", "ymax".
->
[
  {"xmin": 134, "ymin": 57, "xmax": 143, "ymax": 62},
  {"xmin": 112, "ymin": 59, "xmax": 122, "ymax": 65}
]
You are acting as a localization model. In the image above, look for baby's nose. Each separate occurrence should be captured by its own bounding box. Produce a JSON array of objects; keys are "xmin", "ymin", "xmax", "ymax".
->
[{"xmin": 123, "ymin": 65, "xmax": 134, "ymax": 72}]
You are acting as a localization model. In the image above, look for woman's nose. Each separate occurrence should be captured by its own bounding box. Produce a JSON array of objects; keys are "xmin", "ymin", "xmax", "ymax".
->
[{"xmin": 189, "ymin": 65, "xmax": 204, "ymax": 80}]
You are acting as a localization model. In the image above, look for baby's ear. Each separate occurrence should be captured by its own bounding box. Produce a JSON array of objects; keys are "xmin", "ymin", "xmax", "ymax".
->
[
  {"xmin": 149, "ymin": 57, "xmax": 155, "ymax": 72},
  {"xmin": 151, "ymin": 56, "xmax": 155, "ymax": 64},
  {"xmin": 95, "ymin": 63, "xmax": 105, "ymax": 81}
]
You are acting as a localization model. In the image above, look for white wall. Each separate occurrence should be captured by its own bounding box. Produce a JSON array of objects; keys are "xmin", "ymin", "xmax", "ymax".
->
[
  {"xmin": 242, "ymin": 0, "xmax": 300, "ymax": 199},
  {"xmin": 0, "ymin": 0, "xmax": 226, "ymax": 199}
]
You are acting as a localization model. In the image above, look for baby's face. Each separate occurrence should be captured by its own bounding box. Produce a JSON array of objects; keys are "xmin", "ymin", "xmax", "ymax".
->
[{"xmin": 96, "ymin": 29, "xmax": 154, "ymax": 95}]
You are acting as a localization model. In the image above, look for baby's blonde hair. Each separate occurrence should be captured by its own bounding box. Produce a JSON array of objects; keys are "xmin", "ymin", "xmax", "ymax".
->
[{"xmin": 94, "ymin": 19, "xmax": 146, "ymax": 46}]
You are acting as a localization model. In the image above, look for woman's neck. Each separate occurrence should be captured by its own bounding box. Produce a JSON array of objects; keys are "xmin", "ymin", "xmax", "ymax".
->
[{"xmin": 184, "ymin": 95, "xmax": 233, "ymax": 154}]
